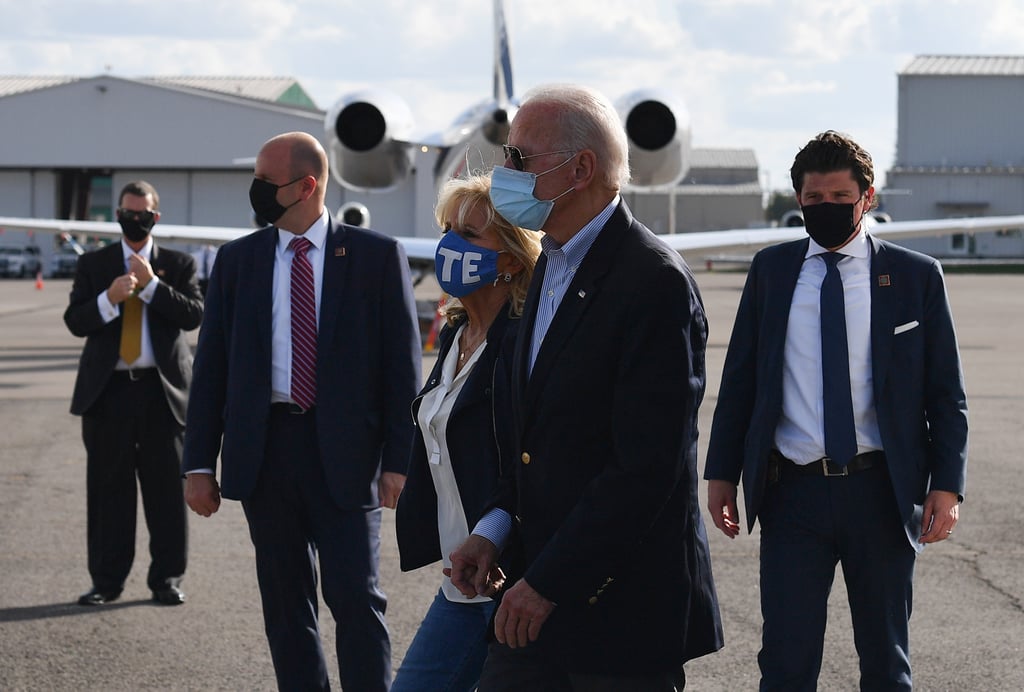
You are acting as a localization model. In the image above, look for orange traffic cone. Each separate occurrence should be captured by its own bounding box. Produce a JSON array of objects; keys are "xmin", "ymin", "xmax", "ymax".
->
[{"xmin": 35, "ymin": 270, "xmax": 44, "ymax": 290}]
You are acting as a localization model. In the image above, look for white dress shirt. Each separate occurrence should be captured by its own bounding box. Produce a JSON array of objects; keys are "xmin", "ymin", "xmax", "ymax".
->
[{"xmin": 774, "ymin": 229, "xmax": 884, "ymax": 464}]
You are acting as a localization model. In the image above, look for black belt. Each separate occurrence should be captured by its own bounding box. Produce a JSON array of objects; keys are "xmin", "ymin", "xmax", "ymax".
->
[
  {"xmin": 769, "ymin": 450, "xmax": 884, "ymax": 481},
  {"xmin": 270, "ymin": 402, "xmax": 315, "ymax": 415},
  {"xmin": 111, "ymin": 368, "xmax": 157, "ymax": 382}
]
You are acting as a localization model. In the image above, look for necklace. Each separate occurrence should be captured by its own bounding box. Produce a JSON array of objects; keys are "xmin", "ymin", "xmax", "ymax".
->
[{"xmin": 458, "ymin": 329, "xmax": 485, "ymax": 364}]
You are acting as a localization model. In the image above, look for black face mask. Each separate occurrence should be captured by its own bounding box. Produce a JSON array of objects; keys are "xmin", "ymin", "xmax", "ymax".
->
[
  {"xmin": 801, "ymin": 201, "xmax": 860, "ymax": 249},
  {"xmin": 249, "ymin": 177, "xmax": 303, "ymax": 225},
  {"xmin": 117, "ymin": 209, "xmax": 156, "ymax": 242}
]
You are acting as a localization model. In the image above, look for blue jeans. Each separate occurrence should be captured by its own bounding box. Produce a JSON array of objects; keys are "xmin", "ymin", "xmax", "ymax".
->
[{"xmin": 392, "ymin": 588, "xmax": 496, "ymax": 692}]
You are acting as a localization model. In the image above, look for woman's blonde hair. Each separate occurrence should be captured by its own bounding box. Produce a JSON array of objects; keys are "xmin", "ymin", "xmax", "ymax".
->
[{"xmin": 434, "ymin": 173, "xmax": 541, "ymax": 325}]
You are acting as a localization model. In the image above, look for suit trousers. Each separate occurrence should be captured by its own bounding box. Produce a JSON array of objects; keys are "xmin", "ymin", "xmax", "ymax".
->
[
  {"xmin": 81, "ymin": 371, "xmax": 187, "ymax": 592},
  {"xmin": 242, "ymin": 406, "xmax": 391, "ymax": 692},
  {"xmin": 757, "ymin": 463, "xmax": 916, "ymax": 691}
]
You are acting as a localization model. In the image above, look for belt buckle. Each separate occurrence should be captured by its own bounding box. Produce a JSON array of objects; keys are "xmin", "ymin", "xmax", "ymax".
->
[
  {"xmin": 288, "ymin": 403, "xmax": 306, "ymax": 415},
  {"xmin": 127, "ymin": 368, "xmax": 142, "ymax": 382},
  {"xmin": 821, "ymin": 457, "xmax": 849, "ymax": 477}
]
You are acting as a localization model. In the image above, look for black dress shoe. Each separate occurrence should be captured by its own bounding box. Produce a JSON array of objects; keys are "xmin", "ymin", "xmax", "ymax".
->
[
  {"xmin": 151, "ymin": 585, "xmax": 185, "ymax": 606},
  {"xmin": 77, "ymin": 587, "xmax": 122, "ymax": 606}
]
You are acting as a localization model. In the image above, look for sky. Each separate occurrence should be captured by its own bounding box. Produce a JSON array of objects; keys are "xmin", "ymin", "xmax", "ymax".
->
[{"xmin": 3, "ymin": 0, "xmax": 1024, "ymax": 195}]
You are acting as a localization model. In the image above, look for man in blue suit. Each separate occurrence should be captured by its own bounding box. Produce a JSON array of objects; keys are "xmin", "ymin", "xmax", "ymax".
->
[
  {"xmin": 182, "ymin": 132, "xmax": 421, "ymax": 691},
  {"xmin": 705, "ymin": 130, "xmax": 967, "ymax": 691}
]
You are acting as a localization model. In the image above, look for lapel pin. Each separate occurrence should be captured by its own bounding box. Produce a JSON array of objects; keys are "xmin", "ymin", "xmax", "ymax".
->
[
  {"xmin": 878, "ymin": 274, "xmax": 891, "ymax": 287},
  {"xmin": 335, "ymin": 247, "xmax": 346, "ymax": 257},
  {"xmin": 578, "ymin": 289, "xmax": 586, "ymax": 299}
]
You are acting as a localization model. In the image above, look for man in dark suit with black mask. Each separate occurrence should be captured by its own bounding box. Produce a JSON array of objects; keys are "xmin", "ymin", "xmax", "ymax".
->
[
  {"xmin": 183, "ymin": 132, "xmax": 421, "ymax": 691},
  {"xmin": 705, "ymin": 131, "xmax": 967, "ymax": 690},
  {"xmin": 65, "ymin": 179, "xmax": 203, "ymax": 607}
]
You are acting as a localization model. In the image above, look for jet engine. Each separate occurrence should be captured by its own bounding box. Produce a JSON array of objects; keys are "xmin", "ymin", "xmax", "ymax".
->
[
  {"xmin": 337, "ymin": 201, "xmax": 371, "ymax": 228},
  {"xmin": 781, "ymin": 209, "xmax": 805, "ymax": 227},
  {"xmin": 324, "ymin": 90, "xmax": 415, "ymax": 191},
  {"xmin": 615, "ymin": 89, "xmax": 692, "ymax": 187}
]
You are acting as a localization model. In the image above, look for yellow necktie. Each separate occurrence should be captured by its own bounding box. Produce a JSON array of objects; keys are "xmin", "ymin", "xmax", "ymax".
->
[{"xmin": 120, "ymin": 296, "xmax": 142, "ymax": 363}]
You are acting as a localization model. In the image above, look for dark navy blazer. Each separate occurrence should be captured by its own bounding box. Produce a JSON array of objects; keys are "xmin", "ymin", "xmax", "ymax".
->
[
  {"xmin": 181, "ymin": 217, "xmax": 422, "ymax": 510},
  {"xmin": 705, "ymin": 234, "xmax": 969, "ymax": 550},
  {"xmin": 495, "ymin": 202, "xmax": 724, "ymax": 673}
]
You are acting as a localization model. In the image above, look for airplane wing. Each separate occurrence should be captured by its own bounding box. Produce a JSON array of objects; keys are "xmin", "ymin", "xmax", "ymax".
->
[
  {"xmin": 0, "ymin": 216, "xmax": 247, "ymax": 246},
  {"xmin": 659, "ymin": 214, "xmax": 1024, "ymax": 258},
  {"xmin": 0, "ymin": 215, "xmax": 440, "ymax": 274},
  {"xmin": 6, "ymin": 214, "xmax": 1024, "ymax": 271}
]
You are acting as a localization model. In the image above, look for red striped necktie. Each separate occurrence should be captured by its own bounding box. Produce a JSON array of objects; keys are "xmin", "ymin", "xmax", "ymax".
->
[{"xmin": 289, "ymin": 236, "xmax": 317, "ymax": 410}]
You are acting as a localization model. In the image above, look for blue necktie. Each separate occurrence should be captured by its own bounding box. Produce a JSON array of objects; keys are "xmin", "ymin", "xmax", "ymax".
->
[{"xmin": 820, "ymin": 253, "xmax": 857, "ymax": 465}]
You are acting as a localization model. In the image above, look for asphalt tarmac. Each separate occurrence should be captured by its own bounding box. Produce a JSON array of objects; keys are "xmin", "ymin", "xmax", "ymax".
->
[{"xmin": 1, "ymin": 270, "xmax": 1022, "ymax": 691}]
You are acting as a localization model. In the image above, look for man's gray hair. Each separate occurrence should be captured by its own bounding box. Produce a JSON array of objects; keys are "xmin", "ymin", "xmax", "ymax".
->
[{"xmin": 521, "ymin": 84, "xmax": 631, "ymax": 190}]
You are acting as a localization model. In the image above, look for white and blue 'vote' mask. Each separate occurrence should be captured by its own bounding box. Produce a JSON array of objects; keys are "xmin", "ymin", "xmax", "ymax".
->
[{"xmin": 434, "ymin": 231, "xmax": 501, "ymax": 298}]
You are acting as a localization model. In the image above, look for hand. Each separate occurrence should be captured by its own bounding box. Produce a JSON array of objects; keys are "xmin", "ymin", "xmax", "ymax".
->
[
  {"xmin": 378, "ymin": 471, "xmax": 405, "ymax": 509},
  {"xmin": 919, "ymin": 489, "xmax": 960, "ymax": 543},
  {"xmin": 107, "ymin": 273, "xmax": 138, "ymax": 304},
  {"xmin": 707, "ymin": 479, "xmax": 741, "ymax": 538},
  {"xmin": 493, "ymin": 578, "xmax": 554, "ymax": 648},
  {"xmin": 127, "ymin": 253, "xmax": 155, "ymax": 290},
  {"xmin": 448, "ymin": 534, "xmax": 500, "ymax": 598},
  {"xmin": 185, "ymin": 473, "xmax": 221, "ymax": 517}
]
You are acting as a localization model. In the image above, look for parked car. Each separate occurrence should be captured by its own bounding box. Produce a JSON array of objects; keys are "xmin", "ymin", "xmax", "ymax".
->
[
  {"xmin": 47, "ymin": 233, "xmax": 93, "ymax": 278},
  {"xmin": 0, "ymin": 246, "xmax": 43, "ymax": 278},
  {"xmin": 49, "ymin": 248, "xmax": 80, "ymax": 279}
]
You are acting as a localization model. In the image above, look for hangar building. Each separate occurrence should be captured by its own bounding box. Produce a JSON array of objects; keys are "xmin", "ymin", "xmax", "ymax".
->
[{"xmin": 885, "ymin": 55, "xmax": 1024, "ymax": 258}]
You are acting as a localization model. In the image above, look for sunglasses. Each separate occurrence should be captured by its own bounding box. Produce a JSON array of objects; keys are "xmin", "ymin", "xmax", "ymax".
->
[
  {"xmin": 117, "ymin": 208, "xmax": 156, "ymax": 223},
  {"xmin": 501, "ymin": 144, "xmax": 576, "ymax": 172}
]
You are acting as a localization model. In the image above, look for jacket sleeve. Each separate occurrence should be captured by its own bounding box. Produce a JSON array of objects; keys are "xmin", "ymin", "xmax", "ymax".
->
[
  {"xmin": 704, "ymin": 254, "xmax": 763, "ymax": 485},
  {"xmin": 376, "ymin": 239, "xmax": 423, "ymax": 475}
]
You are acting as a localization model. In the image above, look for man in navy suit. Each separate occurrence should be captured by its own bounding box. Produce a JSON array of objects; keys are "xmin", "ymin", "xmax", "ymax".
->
[
  {"xmin": 705, "ymin": 131, "xmax": 967, "ymax": 690},
  {"xmin": 450, "ymin": 84, "xmax": 723, "ymax": 690},
  {"xmin": 182, "ymin": 132, "xmax": 421, "ymax": 691}
]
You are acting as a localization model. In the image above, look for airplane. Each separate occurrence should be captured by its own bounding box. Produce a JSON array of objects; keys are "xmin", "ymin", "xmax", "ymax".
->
[{"xmin": 2, "ymin": 0, "xmax": 1024, "ymax": 281}]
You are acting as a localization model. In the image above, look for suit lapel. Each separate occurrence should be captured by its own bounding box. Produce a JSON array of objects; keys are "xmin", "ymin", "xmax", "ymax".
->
[
  {"xmin": 512, "ymin": 252, "xmax": 544, "ymax": 415},
  {"xmin": 868, "ymin": 235, "xmax": 896, "ymax": 401},
  {"xmin": 253, "ymin": 227, "xmax": 277, "ymax": 359},
  {"xmin": 523, "ymin": 204, "xmax": 627, "ymax": 410},
  {"xmin": 318, "ymin": 218, "xmax": 349, "ymax": 354}
]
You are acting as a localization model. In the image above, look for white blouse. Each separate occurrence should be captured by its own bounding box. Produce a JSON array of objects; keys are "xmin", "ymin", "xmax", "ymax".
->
[{"xmin": 417, "ymin": 324, "xmax": 491, "ymax": 603}]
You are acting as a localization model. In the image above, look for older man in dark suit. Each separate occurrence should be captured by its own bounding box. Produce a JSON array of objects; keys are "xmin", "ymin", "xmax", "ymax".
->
[
  {"xmin": 182, "ymin": 132, "xmax": 421, "ymax": 691},
  {"xmin": 450, "ymin": 84, "xmax": 723, "ymax": 691},
  {"xmin": 705, "ymin": 131, "xmax": 968, "ymax": 690},
  {"xmin": 64, "ymin": 180, "xmax": 203, "ymax": 607}
]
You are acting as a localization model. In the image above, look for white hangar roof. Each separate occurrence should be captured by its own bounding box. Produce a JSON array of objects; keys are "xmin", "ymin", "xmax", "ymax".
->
[
  {"xmin": 901, "ymin": 55, "xmax": 1024, "ymax": 76},
  {"xmin": 0, "ymin": 74, "xmax": 326, "ymax": 169}
]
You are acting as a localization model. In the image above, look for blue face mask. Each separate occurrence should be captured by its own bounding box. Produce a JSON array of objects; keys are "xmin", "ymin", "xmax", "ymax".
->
[
  {"xmin": 434, "ymin": 231, "xmax": 501, "ymax": 298},
  {"xmin": 489, "ymin": 156, "xmax": 576, "ymax": 230}
]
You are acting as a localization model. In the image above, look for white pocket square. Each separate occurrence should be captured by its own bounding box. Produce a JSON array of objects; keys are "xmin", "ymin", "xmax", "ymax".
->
[{"xmin": 894, "ymin": 320, "xmax": 919, "ymax": 335}]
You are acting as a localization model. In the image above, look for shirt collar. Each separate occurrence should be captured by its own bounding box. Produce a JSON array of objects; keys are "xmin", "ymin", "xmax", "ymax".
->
[
  {"xmin": 121, "ymin": 236, "xmax": 153, "ymax": 261},
  {"xmin": 541, "ymin": 195, "xmax": 620, "ymax": 267},
  {"xmin": 805, "ymin": 225, "xmax": 870, "ymax": 260},
  {"xmin": 277, "ymin": 209, "xmax": 329, "ymax": 253}
]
